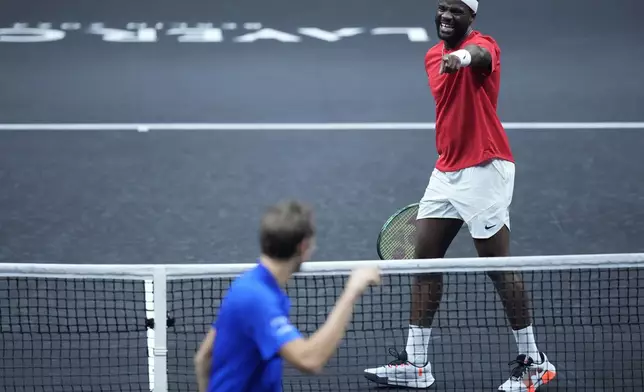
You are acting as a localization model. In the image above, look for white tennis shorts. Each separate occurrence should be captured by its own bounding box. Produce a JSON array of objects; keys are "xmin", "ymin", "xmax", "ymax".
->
[{"xmin": 417, "ymin": 159, "xmax": 515, "ymax": 239}]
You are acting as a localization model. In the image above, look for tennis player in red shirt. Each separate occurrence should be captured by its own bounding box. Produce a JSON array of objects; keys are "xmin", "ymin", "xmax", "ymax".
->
[{"xmin": 364, "ymin": 1, "xmax": 556, "ymax": 390}]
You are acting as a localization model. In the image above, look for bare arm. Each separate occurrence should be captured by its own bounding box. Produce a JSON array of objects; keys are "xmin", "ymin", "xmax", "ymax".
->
[
  {"xmin": 464, "ymin": 44, "xmax": 492, "ymax": 72},
  {"xmin": 441, "ymin": 44, "xmax": 494, "ymax": 75},
  {"xmin": 194, "ymin": 328, "xmax": 216, "ymax": 392},
  {"xmin": 279, "ymin": 288, "xmax": 360, "ymax": 374},
  {"xmin": 277, "ymin": 267, "xmax": 380, "ymax": 374}
]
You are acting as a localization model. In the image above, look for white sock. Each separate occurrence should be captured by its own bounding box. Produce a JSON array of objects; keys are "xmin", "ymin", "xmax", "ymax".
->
[
  {"xmin": 512, "ymin": 325, "xmax": 540, "ymax": 362},
  {"xmin": 406, "ymin": 325, "xmax": 432, "ymax": 365}
]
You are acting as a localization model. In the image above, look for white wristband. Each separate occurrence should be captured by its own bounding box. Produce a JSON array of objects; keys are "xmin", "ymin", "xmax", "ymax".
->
[{"xmin": 451, "ymin": 49, "xmax": 472, "ymax": 67}]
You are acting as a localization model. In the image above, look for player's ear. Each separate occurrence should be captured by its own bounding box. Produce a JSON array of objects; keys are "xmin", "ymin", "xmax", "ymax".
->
[{"xmin": 298, "ymin": 236, "xmax": 316, "ymax": 261}]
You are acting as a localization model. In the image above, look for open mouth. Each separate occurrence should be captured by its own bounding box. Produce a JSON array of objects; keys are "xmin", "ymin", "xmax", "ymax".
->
[{"xmin": 440, "ymin": 21, "xmax": 455, "ymax": 34}]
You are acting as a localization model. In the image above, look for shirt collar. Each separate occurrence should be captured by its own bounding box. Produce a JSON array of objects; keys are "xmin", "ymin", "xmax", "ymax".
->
[{"xmin": 255, "ymin": 260, "xmax": 282, "ymax": 292}]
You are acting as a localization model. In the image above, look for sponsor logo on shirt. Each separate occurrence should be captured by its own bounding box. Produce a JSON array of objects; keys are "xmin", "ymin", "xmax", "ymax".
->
[{"xmin": 270, "ymin": 316, "xmax": 296, "ymax": 337}]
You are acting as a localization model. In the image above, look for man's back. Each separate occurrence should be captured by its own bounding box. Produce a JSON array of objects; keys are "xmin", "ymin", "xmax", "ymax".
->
[{"xmin": 208, "ymin": 264, "xmax": 299, "ymax": 392}]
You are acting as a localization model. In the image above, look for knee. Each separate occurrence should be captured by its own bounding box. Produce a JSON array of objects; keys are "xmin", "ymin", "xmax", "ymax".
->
[
  {"xmin": 486, "ymin": 271, "xmax": 527, "ymax": 295},
  {"xmin": 414, "ymin": 272, "xmax": 443, "ymax": 285},
  {"xmin": 414, "ymin": 245, "xmax": 447, "ymax": 260}
]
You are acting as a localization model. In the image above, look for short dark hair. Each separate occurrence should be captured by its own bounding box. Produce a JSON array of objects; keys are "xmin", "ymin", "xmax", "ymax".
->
[{"xmin": 260, "ymin": 200, "xmax": 315, "ymax": 260}]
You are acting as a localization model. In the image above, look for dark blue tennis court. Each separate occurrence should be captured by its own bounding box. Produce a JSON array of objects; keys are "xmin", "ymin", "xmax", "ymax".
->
[{"xmin": 1, "ymin": 0, "xmax": 643, "ymax": 391}]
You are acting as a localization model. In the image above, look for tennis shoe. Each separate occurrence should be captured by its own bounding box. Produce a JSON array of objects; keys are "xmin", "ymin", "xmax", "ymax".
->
[
  {"xmin": 363, "ymin": 348, "xmax": 435, "ymax": 389},
  {"xmin": 498, "ymin": 352, "xmax": 556, "ymax": 391}
]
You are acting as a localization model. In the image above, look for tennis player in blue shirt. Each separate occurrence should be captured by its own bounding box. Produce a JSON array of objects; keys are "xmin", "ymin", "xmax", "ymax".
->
[{"xmin": 194, "ymin": 200, "xmax": 381, "ymax": 392}]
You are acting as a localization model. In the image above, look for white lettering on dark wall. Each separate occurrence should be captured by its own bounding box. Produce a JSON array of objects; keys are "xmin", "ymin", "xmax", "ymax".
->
[
  {"xmin": 0, "ymin": 27, "xmax": 65, "ymax": 42},
  {"xmin": 297, "ymin": 27, "xmax": 364, "ymax": 42},
  {"xmin": 0, "ymin": 22, "xmax": 431, "ymax": 43}
]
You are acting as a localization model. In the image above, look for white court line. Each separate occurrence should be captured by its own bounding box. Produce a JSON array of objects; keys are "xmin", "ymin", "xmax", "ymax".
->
[{"xmin": 0, "ymin": 122, "xmax": 642, "ymax": 131}]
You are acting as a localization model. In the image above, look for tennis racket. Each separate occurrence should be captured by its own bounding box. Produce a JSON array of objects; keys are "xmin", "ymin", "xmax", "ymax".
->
[{"xmin": 376, "ymin": 203, "xmax": 419, "ymax": 260}]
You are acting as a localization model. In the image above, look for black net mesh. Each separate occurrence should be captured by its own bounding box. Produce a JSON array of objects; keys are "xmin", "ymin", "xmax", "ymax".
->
[
  {"xmin": 0, "ymin": 278, "xmax": 150, "ymax": 392},
  {"xmin": 1, "ymin": 266, "xmax": 643, "ymax": 391},
  {"xmin": 166, "ymin": 267, "xmax": 644, "ymax": 391}
]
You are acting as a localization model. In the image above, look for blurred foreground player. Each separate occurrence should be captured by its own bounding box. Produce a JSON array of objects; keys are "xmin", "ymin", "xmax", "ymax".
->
[
  {"xmin": 364, "ymin": 1, "xmax": 556, "ymax": 390},
  {"xmin": 194, "ymin": 200, "xmax": 381, "ymax": 392}
]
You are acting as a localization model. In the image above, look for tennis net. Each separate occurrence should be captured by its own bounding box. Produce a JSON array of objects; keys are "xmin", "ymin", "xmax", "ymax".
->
[{"xmin": 1, "ymin": 254, "xmax": 643, "ymax": 391}]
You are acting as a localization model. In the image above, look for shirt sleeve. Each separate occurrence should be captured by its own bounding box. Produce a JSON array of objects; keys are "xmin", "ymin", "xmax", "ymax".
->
[
  {"xmin": 469, "ymin": 35, "xmax": 500, "ymax": 75},
  {"xmin": 244, "ymin": 291, "xmax": 303, "ymax": 360}
]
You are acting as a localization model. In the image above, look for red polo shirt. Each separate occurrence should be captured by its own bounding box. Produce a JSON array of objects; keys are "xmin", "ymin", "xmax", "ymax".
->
[{"xmin": 425, "ymin": 30, "xmax": 514, "ymax": 172}]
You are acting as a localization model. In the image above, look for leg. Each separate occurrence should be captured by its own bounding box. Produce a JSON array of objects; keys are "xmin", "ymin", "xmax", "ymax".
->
[
  {"xmin": 458, "ymin": 160, "xmax": 556, "ymax": 391},
  {"xmin": 456, "ymin": 160, "xmax": 533, "ymax": 333},
  {"xmin": 364, "ymin": 169, "xmax": 461, "ymax": 388},
  {"xmin": 473, "ymin": 225, "xmax": 533, "ymax": 331},
  {"xmin": 407, "ymin": 177, "xmax": 464, "ymax": 366},
  {"xmin": 410, "ymin": 217, "xmax": 463, "ymax": 328},
  {"xmin": 477, "ymin": 226, "xmax": 556, "ymax": 391},
  {"xmin": 403, "ymin": 217, "xmax": 462, "ymax": 370}
]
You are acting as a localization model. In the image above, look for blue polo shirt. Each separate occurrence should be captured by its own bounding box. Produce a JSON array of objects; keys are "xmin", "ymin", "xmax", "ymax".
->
[{"xmin": 208, "ymin": 262, "xmax": 302, "ymax": 392}]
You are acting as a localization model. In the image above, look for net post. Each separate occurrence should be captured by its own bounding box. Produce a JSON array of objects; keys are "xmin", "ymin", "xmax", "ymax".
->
[
  {"xmin": 145, "ymin": 279, "xmax": 156, "ymax": 391},
  {"xmin": 152, "ymin": 266, "xmax": 169, "ymax": 392}
]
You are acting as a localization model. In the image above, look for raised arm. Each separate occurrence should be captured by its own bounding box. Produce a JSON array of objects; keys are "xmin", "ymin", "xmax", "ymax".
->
[
  {"xmin": 440, "ymin": 44, "xmax": 494, "ymax": 75},
  {"xmin": 249, "ymin": 267, "xmax": 381, "ymax": 374},
  {"xmin": 279, "ymin": 285, "xmax": 362, "ymax": 374},
  {"xmin": 463, "ymin": 44, "xmax": 492, "ymax": 71}
]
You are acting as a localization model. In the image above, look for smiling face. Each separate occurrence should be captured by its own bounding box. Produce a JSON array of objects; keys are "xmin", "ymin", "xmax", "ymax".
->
[{"xmin": 435, "ymin": 0, "xmax": 476, "ymax": 46}]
